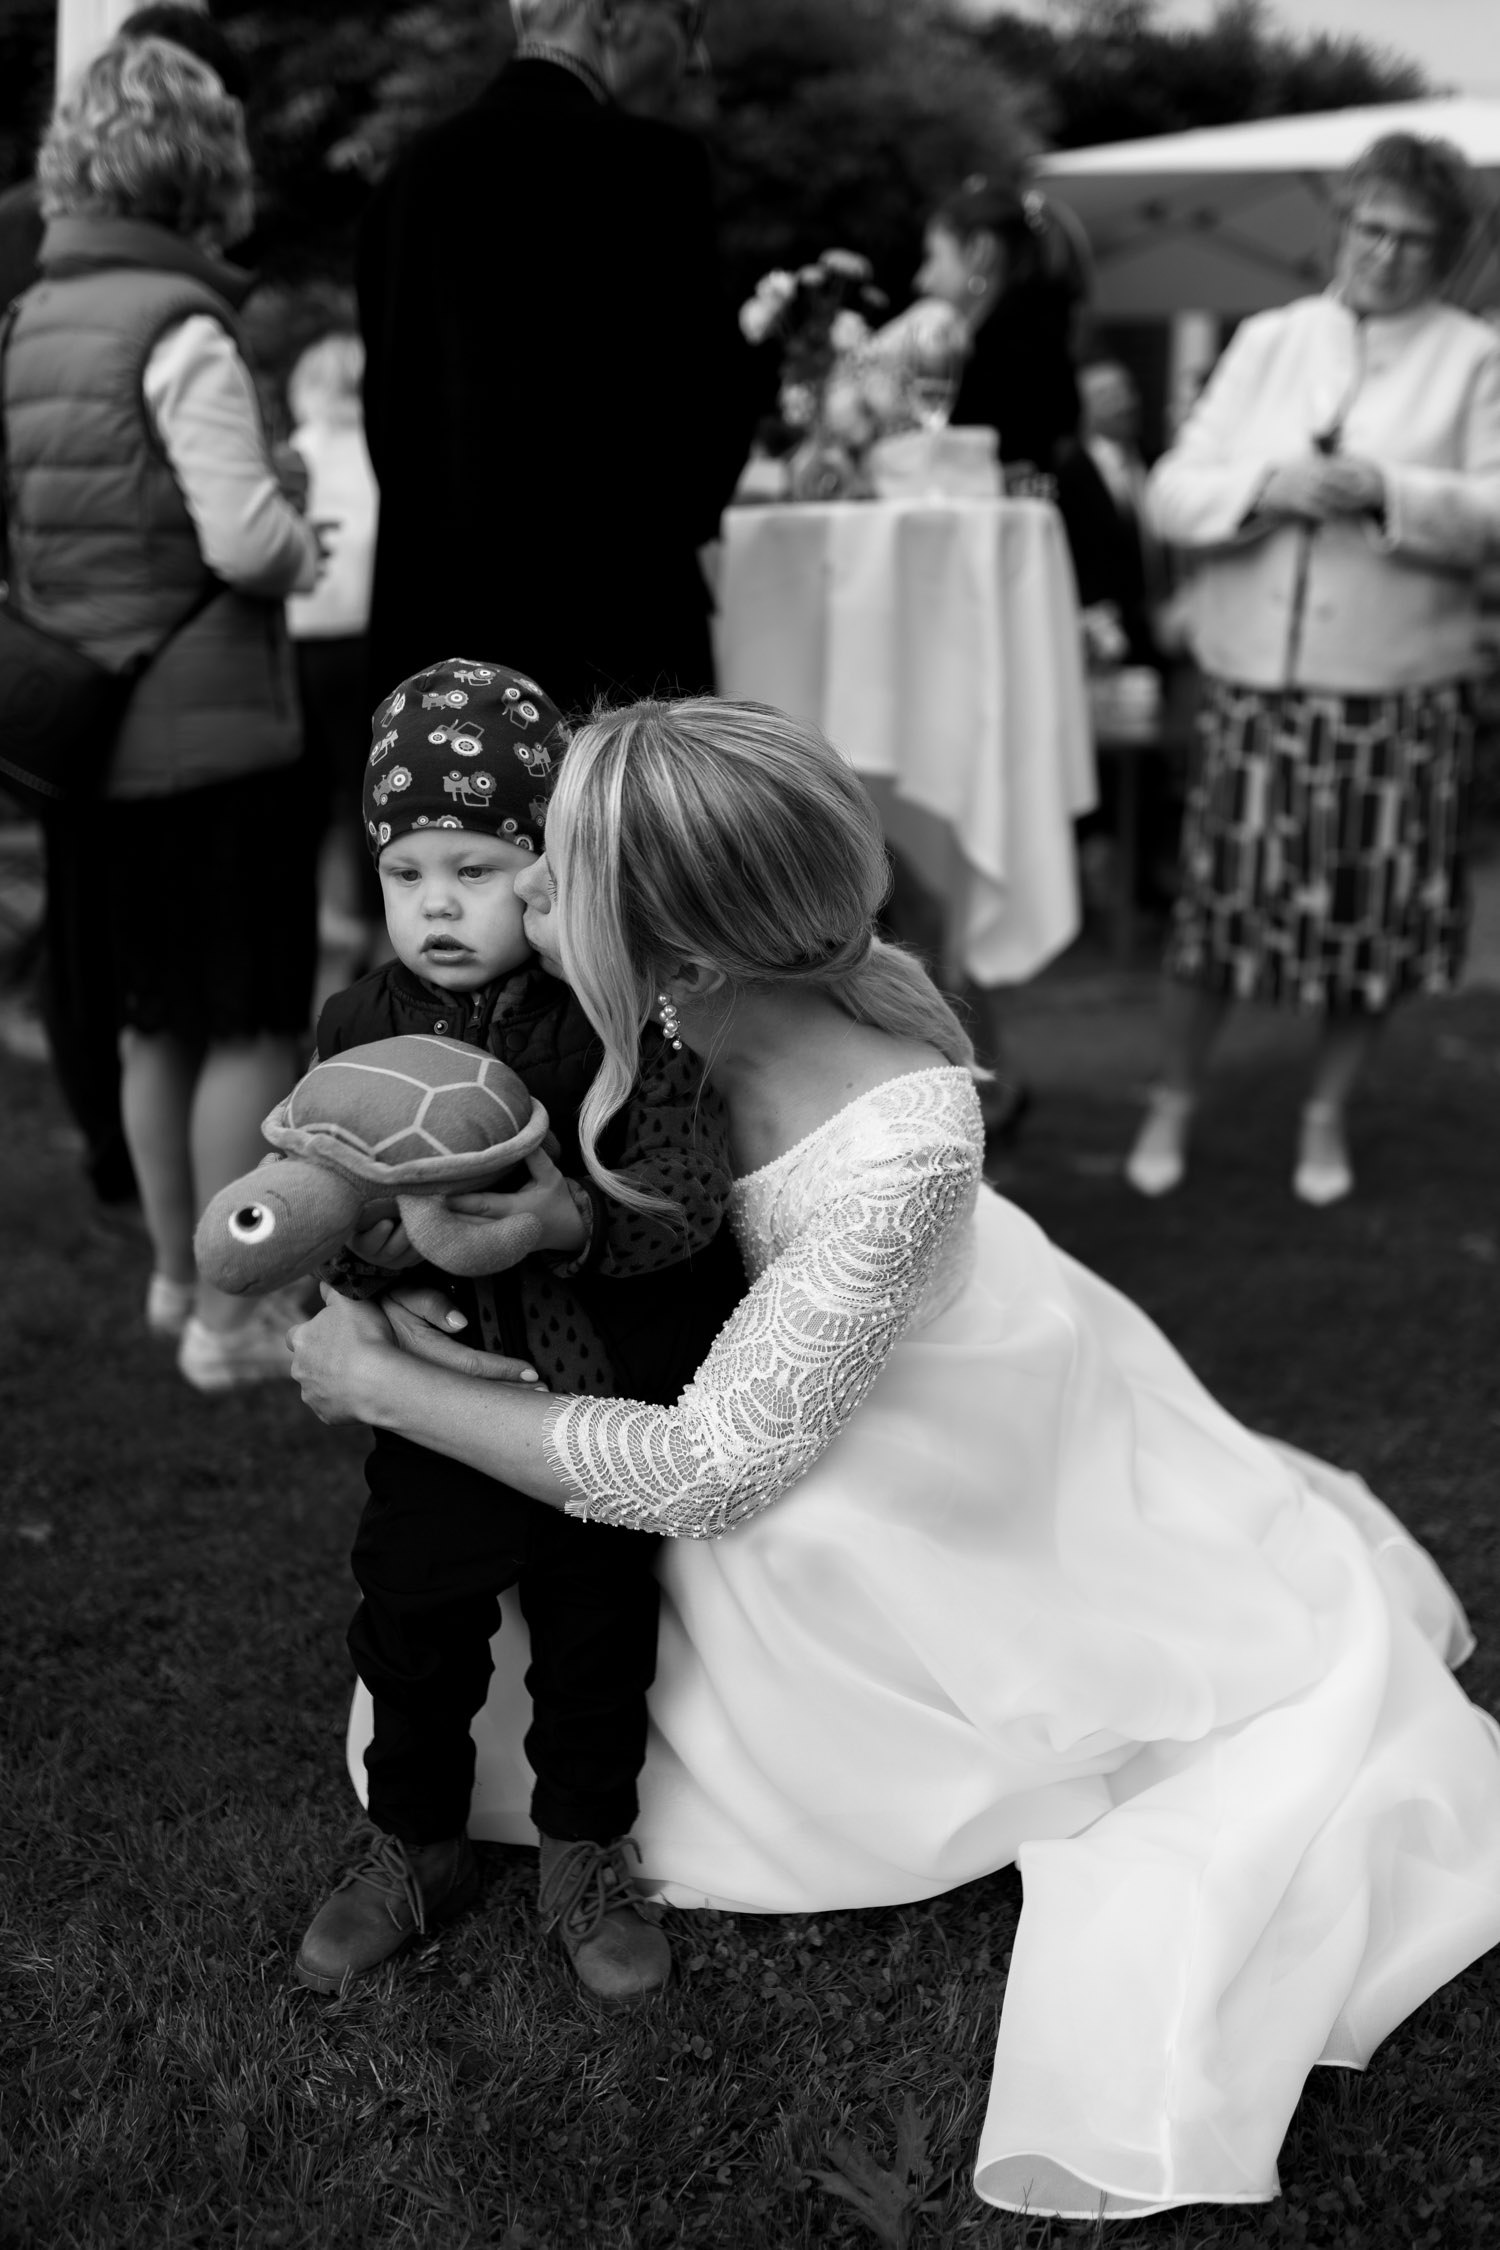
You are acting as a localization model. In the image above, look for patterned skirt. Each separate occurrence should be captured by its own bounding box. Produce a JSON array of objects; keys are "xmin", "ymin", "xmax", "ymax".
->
[{"xmin": 1164, "ymin": 678, "xmax": 1475, "ymax": 1013}]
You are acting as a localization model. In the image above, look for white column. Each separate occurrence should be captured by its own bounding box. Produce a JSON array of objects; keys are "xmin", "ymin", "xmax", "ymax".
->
[{"xmin": 56, "ymin": 0, "xmax": 200, "ymax": 92}]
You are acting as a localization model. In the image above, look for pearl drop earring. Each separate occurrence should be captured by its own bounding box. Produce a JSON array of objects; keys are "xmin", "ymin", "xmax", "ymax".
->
[{"xmin": 657, "ymin": 993, "xmax": 682, "ymax": 1050}]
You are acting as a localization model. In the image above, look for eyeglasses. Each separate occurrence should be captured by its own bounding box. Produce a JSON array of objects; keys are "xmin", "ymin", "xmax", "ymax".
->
[{"xmin": 1346, "ymin": 215, "xmax": 1439, "ymax": 262}]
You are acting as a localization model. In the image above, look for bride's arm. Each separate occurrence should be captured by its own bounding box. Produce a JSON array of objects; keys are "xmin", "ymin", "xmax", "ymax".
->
[
  {"xmin": 290, "ymin": 1288, "xmax": 575, "ymax": 1505},
  {"xmin": 549, "ymin": 1133, "xmax": 977, "ymax": 1537},
  {"xmin": 292, "ymin": 1126, "xmax": 977, "ymax": 1535}
]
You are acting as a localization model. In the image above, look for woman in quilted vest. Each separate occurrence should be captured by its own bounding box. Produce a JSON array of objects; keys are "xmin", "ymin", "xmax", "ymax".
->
[{"xmin": 5, "ymin": 40, "xmax": 323, "ymax": 1389}]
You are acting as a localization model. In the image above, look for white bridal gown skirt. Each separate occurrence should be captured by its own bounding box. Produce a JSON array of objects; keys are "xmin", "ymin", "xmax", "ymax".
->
[{"xmin": 347, "ymin": 1186, "xmax": 1500, "ymax": 2219}]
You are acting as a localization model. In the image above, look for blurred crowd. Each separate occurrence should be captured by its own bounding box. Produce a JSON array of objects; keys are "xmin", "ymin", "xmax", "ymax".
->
[{"xmin": 1, "ymin": 1, "xmax": 1497, "ymax": 1394}]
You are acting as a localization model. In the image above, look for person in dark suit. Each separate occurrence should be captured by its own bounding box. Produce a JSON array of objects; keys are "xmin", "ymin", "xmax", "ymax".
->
[
  {"xmin": 1069, "ymin": 360, "xmax": 1186, "ymax": 928},
  {"xmin": 356, "ymin": 0, "xmax": 753, "ymax": 718},
  {"xmin": 1077, "ymin": 359, "xmax": 1170, "ymax": 666}
]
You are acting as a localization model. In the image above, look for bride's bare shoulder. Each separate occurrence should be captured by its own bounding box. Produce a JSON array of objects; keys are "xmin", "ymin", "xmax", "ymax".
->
[{"xmin": 847, "ymin": 1030, "xmax": 955, "ymax": 1093}]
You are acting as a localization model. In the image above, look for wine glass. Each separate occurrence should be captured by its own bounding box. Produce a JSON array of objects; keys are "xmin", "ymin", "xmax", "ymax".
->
[
  {"xmin": 903, "ymin": 313, "xmax": 968, "ymax": 433},
  {"xmin": 907, "ymin": 346, "xmax": 963, "ymax": 430}
]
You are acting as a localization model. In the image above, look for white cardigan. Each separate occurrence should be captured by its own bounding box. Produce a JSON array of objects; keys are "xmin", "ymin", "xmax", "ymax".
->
[
  {"xmin": 285, "ymin": 415, "xmax": 377, "ymax": 639},
  {"xmin": 143, "ymin": 314, "xmax": 320, "ymax": 599},
  {"xmin": 1147, "ymin": 293, "xmax": 1500, "ymax": 693}
]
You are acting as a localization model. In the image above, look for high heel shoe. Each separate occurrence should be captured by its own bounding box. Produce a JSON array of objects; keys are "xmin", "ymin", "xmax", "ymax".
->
[{"xmin": 1125, "ymin": 1088, "xmax": 1195, "ymax": 1198}]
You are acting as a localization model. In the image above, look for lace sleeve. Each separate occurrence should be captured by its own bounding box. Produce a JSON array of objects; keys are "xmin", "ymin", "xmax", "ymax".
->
[{"xmin": 544, "ymin": 1129, "xmax": 977, "ymax": 1537}]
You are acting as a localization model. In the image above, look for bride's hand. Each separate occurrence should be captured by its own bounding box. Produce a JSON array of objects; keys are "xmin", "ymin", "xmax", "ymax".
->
[
  {"xmin": 382, "ymin": 1282, "xmax": 546, "ymax": 1386},
  {"xmin": 288, "ymin": 1286, "xmax": 404, "ymax": 1426}
]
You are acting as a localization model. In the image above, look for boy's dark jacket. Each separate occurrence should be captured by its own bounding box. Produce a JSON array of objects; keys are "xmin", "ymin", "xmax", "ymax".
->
[{"xmin": 316, "ymin": 960, "xmax": 746, "ymax": 1410}]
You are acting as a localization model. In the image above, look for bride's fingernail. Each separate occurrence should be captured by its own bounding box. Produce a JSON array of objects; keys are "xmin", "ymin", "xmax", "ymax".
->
[
  {"xmin": 445, "ymin": 1311, "xmax": 465, "ymax": 1329},
  {"xmin": 521, "ymin": 1368, "xmax": 539, "ymax": 1382}
]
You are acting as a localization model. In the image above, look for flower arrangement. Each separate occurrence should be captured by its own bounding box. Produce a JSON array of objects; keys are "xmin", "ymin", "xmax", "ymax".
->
[
  {"xmin": 739, "ymin": 250, "xmax": 888, "ymax": 497},
  {"xmin": 739, "ymin": 253, "xmax": 973, "ymax": 500}
]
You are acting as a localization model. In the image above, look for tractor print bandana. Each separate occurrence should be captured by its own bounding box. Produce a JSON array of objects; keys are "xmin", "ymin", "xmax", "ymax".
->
[{"xmin": 362, "ymin": 656, "xmax": 570, "ymax": 858}]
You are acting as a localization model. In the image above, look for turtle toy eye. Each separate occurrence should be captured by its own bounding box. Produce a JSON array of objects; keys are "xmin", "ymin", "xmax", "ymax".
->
[{"xmin": 229, "ymin": 1204, "xmax": 277, "ymax": 1243}]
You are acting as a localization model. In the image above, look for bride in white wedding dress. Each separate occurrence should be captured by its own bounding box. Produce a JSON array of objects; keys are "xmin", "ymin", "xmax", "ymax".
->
[{"xmin": 292, "ymin": 697, "xmax": 1500, "ymax": 2222}]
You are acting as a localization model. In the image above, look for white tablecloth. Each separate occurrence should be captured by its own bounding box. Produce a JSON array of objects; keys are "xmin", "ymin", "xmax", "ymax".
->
[{"xmin": 715, "ymin": 499, "xmax": 1096, "ymax": 986}]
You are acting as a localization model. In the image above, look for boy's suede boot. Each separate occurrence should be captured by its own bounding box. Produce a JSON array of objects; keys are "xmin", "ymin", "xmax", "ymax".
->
[
  {"xmin": 538, "ymin": 1834, "xmax": 670, "ymax": 2002},
  {"xmin": 295, "ymin": 1829, "xmax": 479, "ymax": 1993}
]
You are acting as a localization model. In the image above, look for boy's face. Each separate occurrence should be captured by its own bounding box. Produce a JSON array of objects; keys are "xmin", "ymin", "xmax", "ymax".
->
[{"xmin": 378, "ymin": 828, "xmax": 535, "ymax": 992}]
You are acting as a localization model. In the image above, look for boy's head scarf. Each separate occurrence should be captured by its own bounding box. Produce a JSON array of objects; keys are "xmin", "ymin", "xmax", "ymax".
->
[{"xmin": 362, "ymin": 657, "xmax": 569, "ymax": 858}]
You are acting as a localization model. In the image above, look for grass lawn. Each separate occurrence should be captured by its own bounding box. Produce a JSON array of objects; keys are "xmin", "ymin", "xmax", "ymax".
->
[{"xmin": 3, "ymin": 990, "xmax": 1498, "ymax": 2250}]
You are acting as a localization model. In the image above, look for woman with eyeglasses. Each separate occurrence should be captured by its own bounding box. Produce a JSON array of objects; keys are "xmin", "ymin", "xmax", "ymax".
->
[{"xmin": 1127, "ymin": 133, "xmax": 1500, "ymax": 1205}]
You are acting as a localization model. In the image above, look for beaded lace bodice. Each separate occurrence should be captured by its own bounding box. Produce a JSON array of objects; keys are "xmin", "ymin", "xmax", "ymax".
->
[{"xmin": 545, "ymin": 1069, "xmax": 982, "ymax": 1536}]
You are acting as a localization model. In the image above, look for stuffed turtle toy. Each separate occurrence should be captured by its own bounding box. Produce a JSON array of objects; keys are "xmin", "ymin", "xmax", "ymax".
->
[{"xmin": 195, "ymin": 1035, "xmax": 551, "ymax": 1295}]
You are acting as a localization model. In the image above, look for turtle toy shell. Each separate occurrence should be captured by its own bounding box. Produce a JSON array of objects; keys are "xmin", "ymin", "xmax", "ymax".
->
[
  {"xmin": 194, "ymin": 1035, "xmax": 553, "ymax": 1296},
  {"xmin": 264, "ymin": 1033, "xmax": 547, "ymax": 1187}
]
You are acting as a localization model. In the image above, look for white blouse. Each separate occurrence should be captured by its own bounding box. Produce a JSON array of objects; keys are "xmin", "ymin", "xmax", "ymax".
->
[
  {"xmin": 1148, "ymin": 292, "xmax": 1500, "ymax": 693},
  {"xmin": 143, "ymin": 315, "xmax": 320, "ymax": 601}
]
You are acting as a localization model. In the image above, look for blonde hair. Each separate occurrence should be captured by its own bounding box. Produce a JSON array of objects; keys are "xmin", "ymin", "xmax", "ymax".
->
[
  {"xmin": 548, "ymin": 698, "xmax": 978, "ymax": 1211},
  {"xmin": 38, "ymin": 38, "xmax": 252, "ymax": 245},
  {"xmin": 287, "ymin": 331, "xmax": 365, "ymax": 428}
]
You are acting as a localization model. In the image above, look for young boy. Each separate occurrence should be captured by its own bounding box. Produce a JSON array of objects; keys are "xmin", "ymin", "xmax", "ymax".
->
[{"xmin": 295, "ymin": 658, "xmax": 744, "ymax": 2001}]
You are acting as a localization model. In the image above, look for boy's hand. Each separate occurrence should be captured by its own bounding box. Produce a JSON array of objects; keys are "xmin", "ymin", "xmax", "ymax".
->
[
  {"xmin": 348, "ymin": 1214, "xmax": 425, "ymax": 1269},
  {"xmin": 446, "ymin": 1146, "xmax": 590, "ymax": 1258}
]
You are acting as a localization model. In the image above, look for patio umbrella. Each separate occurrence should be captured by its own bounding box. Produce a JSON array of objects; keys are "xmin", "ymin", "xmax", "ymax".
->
[{"xmin": 1038, "ymin": 97, "xmax": 1500, "ymax": 317}]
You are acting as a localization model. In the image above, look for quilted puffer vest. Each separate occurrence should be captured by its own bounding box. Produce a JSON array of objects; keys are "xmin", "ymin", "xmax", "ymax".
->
[{"xmin": 3, "ymin": 216, "xmax": 300, "ymax": 799}]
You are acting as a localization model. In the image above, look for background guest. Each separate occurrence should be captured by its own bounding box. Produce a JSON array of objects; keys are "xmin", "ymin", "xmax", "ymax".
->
[
  {"xmin": 915, "ymin": 175, "xmax": 1133, "ymax": 644},
  {"xmin": 900, "ymin": 173, "xmax": 1107, "ymax": 1129},
  {"xmin": 0, "ymin": 2, "xmax": 252, "ymax": 1217},
  {"xmin": 918, "ymin": 170, "xmax": 1088, "ymax": 484},
  {"xmin": 1077, "ymin": 358, "xmax": 1169, "ymax": 667},
  {"xmin": 284, "ymin": 329, "xmax": 382, "ymax": 1001},
  {"xmin": 356, "ymin": 0, "xmax": 755, "ymax": 716},
  {"xmin": 1129, "ymin": 133, "xmax": 1500, "ymax": 1206},
  {"xmin": 1072, "ymin": 357, "xmax": 1189, "ymax": 927},
  {"xmin": 4, "ymin": 39, "xmax": 322, "ymax": 1387}
]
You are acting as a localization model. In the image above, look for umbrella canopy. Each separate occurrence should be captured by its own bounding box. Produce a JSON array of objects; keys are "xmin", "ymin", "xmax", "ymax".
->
[{"xmin": 1039, "ymin": 97, "xmax": 1500, "ymax": 317}]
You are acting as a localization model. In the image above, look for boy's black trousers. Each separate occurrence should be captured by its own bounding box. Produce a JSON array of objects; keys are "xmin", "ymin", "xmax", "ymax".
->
[{"xmin": 348, "ymin": 1432, "xmax": 660, "ymax": 1848}]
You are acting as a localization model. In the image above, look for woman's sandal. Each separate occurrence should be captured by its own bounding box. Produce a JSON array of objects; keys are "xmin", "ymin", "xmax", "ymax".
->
[
  {"xmin": 1125, "ymin": 1089, "xmax": 1195, "ymax": 1197},
  {"xmin": 1293, "ymin": 1103, "xmax": 1353, "ymax": 1206}
]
